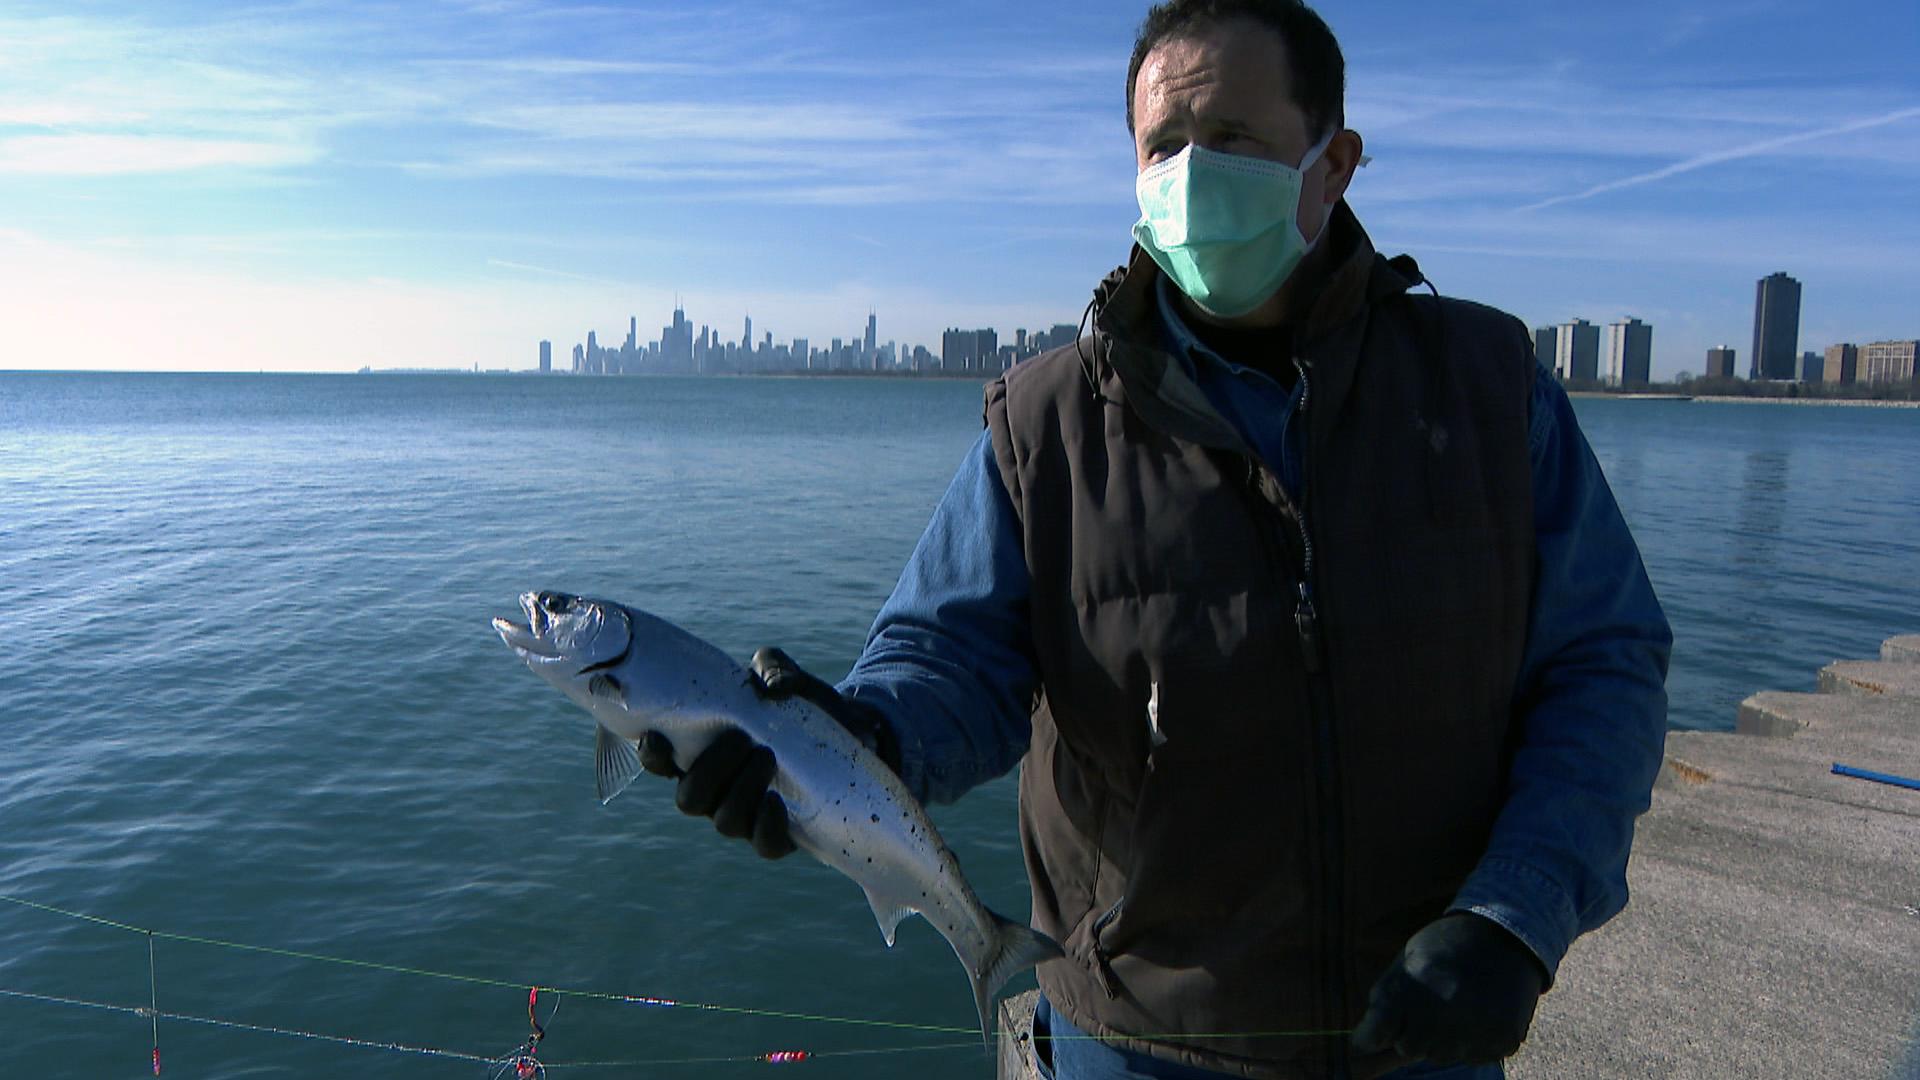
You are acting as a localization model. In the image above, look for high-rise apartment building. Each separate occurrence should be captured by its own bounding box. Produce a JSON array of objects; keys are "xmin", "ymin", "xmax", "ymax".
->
[
  {"xmin": 1800, "ymin": 351, "xmax": 1824, "ymax": 383},
  {"xmin": 974, "ymin": 329, "xmax": 999, "ymax": 371},
  {"xmin": 1533, "ymin": 326, "xmax": 1558, "ymax": 371},
  {"xmin": 1554, "ymin": 319, "xmax": 1599, "ymax": 383},
  {"xmin": 1605, "ymin": 318, "xmax": 1653, "ymax": 387},
  {"xmin": 1750, "ymin": 272, "xmax": 1801, "ymax": 380},
  {"xmin": 941, "ymin": 328, "xmax": 974, "ymax": 372},
  {"xmin": 1823, "ymin": 344, "xmax": 1858, "ymax": 385},
  {"xmin": 1705, "ymin": 346, "xmax": 1736, "ymax": 379},
  {"xmin": 1858, "ymin": 340, "xmax": 1919, "ymax": 386}
]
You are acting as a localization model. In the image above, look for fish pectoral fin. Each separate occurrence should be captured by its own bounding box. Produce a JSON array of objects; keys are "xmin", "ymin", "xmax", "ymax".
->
[
  {"xmin": 860, "ymin": 883, "xmax": 915, "ymax": 948},
  {"xmin": 595, "ymin": 723, "xmax": 642, "ymax": 805}
]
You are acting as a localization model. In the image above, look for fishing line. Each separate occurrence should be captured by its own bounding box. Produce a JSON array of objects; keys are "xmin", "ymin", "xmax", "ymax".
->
[
  {"xmin": 0, "ymin": 891, "xmax": 977, "ymax": 1036},
  {"xmin": 0, "ymin": 986, "xmax": 494, "ymax": 1064},
  {"xmin": 0, "ymin": 890, "xmax": 1354, "ymax": 1071},
  {"xmin": 147, "ymin": 932, "xmax": 160, "ymax": 1076},
  {"xmin": 0, "ymin": 984, "xmax": 970, "ymax": 1070}
]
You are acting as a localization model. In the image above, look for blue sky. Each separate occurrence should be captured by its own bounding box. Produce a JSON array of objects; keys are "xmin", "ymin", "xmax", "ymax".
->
[{"xmin": 1, "ymin": 0, "xmax": 1916, "ymax": 377}]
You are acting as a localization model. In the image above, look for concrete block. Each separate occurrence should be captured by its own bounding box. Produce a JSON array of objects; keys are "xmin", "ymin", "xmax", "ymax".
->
[
  {"xmin": 1738, "ymin": 690, "xmax": 1920, "ymax": 740},
  {"xmin": 1817, "ymin": 660, "xmax": 1920, "ymax": 700},
  {"xmin": 1885, "ymin": 635, "xmax": 1920, "ymax": 664},
  {"xmin": 998, "ymin": 990, "xmax": 1041, "ymax": 1080}
]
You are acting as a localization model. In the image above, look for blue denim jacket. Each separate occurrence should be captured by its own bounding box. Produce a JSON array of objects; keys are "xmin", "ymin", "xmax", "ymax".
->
[{"xmin": 840, "ymin": 278, "xmax": 1672, "ymax": 981}]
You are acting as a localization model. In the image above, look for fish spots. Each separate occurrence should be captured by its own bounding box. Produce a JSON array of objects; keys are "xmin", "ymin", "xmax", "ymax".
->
[{"xmin": 870, "ymin": 813, "xmax": 880, "ymax": 823}]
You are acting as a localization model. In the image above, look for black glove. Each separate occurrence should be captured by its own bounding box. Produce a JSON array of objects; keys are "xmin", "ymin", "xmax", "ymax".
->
[
  {"xmin": 1350, "ymin": 912, "xmax": 1547, "ymax": 1067},
  {"xmin": 636, "ymin": 647, "xmax": 900, "ymax": 861}
]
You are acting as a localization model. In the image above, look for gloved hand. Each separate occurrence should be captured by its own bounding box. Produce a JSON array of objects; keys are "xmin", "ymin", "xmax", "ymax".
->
[
  {"xmin": 1350, "ymin": 912, "xmax": 1547, "ymax": 1067},
  {"xmin": 636, "ymin": 647, "xmax": 900, "ymax": 860}
]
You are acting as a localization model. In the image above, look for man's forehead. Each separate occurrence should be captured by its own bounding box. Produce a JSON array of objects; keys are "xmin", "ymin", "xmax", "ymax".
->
[{"xmin": 1134, "ymin": 20, "xmax": 1301, "ymax": 126}]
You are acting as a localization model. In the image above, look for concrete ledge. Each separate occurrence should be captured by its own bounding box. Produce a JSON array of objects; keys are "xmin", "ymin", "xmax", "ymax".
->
[
  {"xmin": 1000, "ymin": 635, "xmax": 1920, "ymax": 1079},
  {"xmin": 999, "ymin": 991, "xmax": 1040, "ymax": 1080},
  {"xmin": 1515, "ymin": 634, "xmax": 1920, "ymax": 1079},
  {"xmin": 1884, "ymin": 635, "xmax": 1920, "ymax": 664},
  {"xmin": 1818, "ymin": 659, "xmax": 1920, "ymax": 699}
]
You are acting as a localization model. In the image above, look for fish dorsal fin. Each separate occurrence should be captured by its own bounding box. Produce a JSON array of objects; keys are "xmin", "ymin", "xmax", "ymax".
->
[
  {"xmin": 860, "ymin": 883, "xmax": 914, "ymax": 948},
  {"xmin": 595, "ymin": 723, "xmax": 641, "ymax": 805}
]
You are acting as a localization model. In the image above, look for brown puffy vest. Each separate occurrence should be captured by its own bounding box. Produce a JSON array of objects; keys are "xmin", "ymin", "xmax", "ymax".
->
[{"xmin": 984, "ymin": 208, "xmax": 1536, "ymax": 1079}]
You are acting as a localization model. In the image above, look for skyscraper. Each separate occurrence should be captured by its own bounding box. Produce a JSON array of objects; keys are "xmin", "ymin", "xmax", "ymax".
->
[
  {"xmin": 539, "ymin": 340, "xmax": 551, "ymax": 374},
  {"xmin": 1858, "ymin": 340, "xmax": 1919, "ymax": 386},
  {"xmin": 942, "ymin": 328, "xmax": 977, "ymax": 372},
  {"xmin": 1705, "ymin": 346, "xmax": 1736, "ymax": 379},
  {"xmin": 974, "ymin": 328, "xmax": 999, "ymax": 372},
  {"xmin": 1605, "ymin": 318, "xmax": 1653, "ymax": 387},
  {"xmin": 1533, "ymin": 326, "xmax": 1558, "ymax": 371},
  {"xmin": 864, "ymin": 312, "xmax": 877, "ymax": 362},
  {"xmin": 1750, "ymin": 272, "xmax": 1801, "ymax": 380},
  {"xmin": 1554, "ymin": 319, "xmax": 1599, "ymax": 383},
  {"xmin": 1823, "ymin": 343, "xmax": 1858, "ymax": 385}
]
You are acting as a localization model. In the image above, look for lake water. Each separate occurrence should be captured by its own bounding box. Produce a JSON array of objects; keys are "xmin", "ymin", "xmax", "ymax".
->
[{"xmin": 2, "ymin": 372, "xmax": 1917, "ymax": 1078}]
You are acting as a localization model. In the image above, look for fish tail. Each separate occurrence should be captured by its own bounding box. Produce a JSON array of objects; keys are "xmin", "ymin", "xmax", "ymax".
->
[{"xmin": 970, "ymin": 910, "xmax": 1064, "ymax": 1046}]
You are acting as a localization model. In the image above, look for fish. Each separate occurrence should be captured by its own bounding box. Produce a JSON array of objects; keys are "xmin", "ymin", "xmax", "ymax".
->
[{"xmin": 492, "ymin": 590, "xmax": 1060, "ymax": 1041}]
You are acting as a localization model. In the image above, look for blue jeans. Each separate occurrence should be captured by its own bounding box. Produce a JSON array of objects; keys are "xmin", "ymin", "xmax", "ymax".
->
[{"xmin": 1030, "ymin": 996, "xmax": 1503, "ymax": 1080}]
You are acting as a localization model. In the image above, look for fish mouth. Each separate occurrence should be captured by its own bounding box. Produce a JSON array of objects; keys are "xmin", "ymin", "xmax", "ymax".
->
[
  {"xmin": 492, "ymin": 592, "xmax": 561, "ymax": 658},
  {"xmin": 494, "ymin": 591, "xmax": 631, "ymax": 672}
]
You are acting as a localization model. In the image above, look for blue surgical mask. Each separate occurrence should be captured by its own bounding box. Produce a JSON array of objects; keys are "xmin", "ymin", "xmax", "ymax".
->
[{"xmin": 1131, "ymin": 132, "xmax": 1335, "ymax": 319}]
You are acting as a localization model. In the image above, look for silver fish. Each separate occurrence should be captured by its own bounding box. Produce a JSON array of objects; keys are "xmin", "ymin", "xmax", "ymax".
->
[{"xmin": 492, "ymin": 590, "xmax": 1060, "ymax": 1040}]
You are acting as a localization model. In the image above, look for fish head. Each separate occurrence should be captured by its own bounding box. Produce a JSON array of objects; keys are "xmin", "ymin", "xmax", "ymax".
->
[{"xmin": 493, "ymin": 590, "xmax": 633, "ymax": 704}]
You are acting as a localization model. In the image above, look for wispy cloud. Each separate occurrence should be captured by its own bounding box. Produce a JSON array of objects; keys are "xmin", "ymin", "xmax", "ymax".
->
[{"xmin": 0, "ymin": 134, "xmax": 315, "ymax": 175}]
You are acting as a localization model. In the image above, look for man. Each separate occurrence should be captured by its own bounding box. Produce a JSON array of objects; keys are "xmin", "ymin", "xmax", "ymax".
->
[{"xmin": 640, "ymin": 2, "xmax": 1672, "ymax": 1077}]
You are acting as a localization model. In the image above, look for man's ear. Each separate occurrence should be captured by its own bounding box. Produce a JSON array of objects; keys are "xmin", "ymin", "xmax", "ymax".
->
[{"xmin": 1319, "ymin": 129, "xmax": 1366, "ymax": 207}]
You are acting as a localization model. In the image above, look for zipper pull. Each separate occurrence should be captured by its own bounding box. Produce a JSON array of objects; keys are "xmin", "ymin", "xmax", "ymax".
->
[
  {"xmin": 1294, "ymin": 581, "xmax": 1325, "ymax": 674},
  {"xmin": 1091, "ymin": 900, "xmax": 1125, "ymax": 1000}
]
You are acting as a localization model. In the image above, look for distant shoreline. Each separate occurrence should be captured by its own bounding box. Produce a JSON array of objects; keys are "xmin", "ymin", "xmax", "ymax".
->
[
  {"xmin": 1684, "ymin": 394, "xmax": 1920, "ymax": 409},
  {"xmin": 1568, "ymin": 390, "xmax": 1920, "ymax": 409}
]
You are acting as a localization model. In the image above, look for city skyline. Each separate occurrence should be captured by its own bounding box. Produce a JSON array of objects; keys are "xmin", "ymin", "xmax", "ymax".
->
[
  {"xmin": 2, "ymin": 1, "xmax": 1916, "ymax": 377},
  {"xmin": 548, "ymin": 301, "xmax": 1083, "ymax": 376}
]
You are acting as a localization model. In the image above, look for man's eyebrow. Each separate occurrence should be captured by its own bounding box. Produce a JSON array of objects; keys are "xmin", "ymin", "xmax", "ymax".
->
[{"xmin": 1137, "ymin": 120, "xmax": 1179, "ymax": 147}]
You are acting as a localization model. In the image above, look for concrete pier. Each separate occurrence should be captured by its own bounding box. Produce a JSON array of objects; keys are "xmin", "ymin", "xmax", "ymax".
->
[{"xmin": 999, "ymin": 634, "xmax": 1920, "ymax": 1078}]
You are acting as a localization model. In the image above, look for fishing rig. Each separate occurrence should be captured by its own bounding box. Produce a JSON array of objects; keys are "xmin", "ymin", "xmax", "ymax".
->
[{"xmin": 486, "ymin": 987, "xmax": 558, "ymax": 1080}]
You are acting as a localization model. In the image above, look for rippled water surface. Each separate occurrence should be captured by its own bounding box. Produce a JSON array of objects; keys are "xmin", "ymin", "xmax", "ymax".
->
[{"xmin": 2, "ymin": 372, "xmax": 1916, "ymax": 1078}]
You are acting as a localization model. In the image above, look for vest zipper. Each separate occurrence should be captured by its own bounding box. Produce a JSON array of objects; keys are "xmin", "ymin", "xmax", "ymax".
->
[
  {"xmin": 1290, "ymin": 358, "xmax": 1350, "ymax": 1080},
  {"xmin": 1246, "ymin": 359, "xmax": 1348, "ymax": 1076}
]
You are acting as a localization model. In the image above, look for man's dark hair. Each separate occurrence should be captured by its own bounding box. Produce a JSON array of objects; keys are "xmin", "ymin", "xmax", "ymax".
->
[{"xmin": 1126, "ymin": 0, "xmax": 1346, "ymax": 141}]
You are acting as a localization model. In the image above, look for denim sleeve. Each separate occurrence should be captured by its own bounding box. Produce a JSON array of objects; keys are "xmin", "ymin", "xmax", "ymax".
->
[
  {"xmin": 837, "ymin": 430, "xmax": 1039, "ymax": 806},
  {"xmin": 1448, "ymin": 365, "xmax": 1674, "ymax": 981}
]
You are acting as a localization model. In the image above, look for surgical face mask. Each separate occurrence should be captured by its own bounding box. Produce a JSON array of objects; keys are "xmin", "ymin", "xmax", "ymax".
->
[{"xmin": 1131, "ymin": 131, "xmax": 1335, "ymax": 319}]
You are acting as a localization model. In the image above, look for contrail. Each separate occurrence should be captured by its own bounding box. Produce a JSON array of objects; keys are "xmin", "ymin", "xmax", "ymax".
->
[
  {"xmin": 485, "ymin": 258, "xmax": 616, "ymax": 285},
  {"xmin": 1519, "ymin": 104, "xmax": 1920, "ymax": 212}
]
